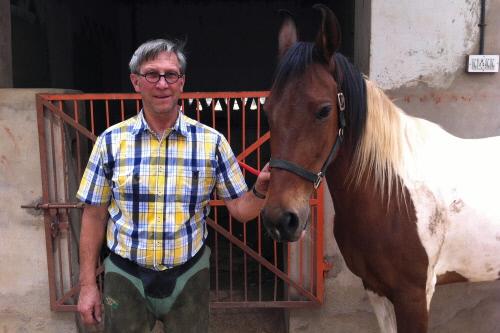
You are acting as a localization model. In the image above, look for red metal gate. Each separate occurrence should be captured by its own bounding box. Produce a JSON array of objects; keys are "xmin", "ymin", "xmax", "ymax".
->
[{"xmin": 29, "ymin": 92, "xmax": 328, "ymax": 311}]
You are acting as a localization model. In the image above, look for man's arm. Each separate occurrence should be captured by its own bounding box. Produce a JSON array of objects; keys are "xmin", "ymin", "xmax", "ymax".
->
[
  {"xmin": 77, "ymin": 204, "xmax": 108, "ymax": 325},
  {"xmin": 224, "ymin": 164, "xmax": 270, "ymax": 222}
]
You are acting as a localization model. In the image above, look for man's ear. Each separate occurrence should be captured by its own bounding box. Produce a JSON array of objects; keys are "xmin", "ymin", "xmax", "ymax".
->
[
  {"xmin": 179, "ymin": 75, "xmax": 185, "ymax": 92},
  {"xmin": 130, "ymin": 73, "xmax": 141, "ymax": 93}
]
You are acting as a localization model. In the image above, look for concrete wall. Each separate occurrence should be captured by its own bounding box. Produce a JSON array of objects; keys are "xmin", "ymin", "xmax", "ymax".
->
[
  {"xmin": 289, "ymin": 0, "xmax": 500, "ymax": 332},
  {"xmin": 0, "ymin": 89, "xmax": 77, "ymax": 333}
]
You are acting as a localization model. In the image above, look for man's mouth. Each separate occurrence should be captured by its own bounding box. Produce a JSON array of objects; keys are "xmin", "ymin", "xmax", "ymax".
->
[{"xmin": 154, "ymin": 95, "xmax": 171, "ymax": 100}]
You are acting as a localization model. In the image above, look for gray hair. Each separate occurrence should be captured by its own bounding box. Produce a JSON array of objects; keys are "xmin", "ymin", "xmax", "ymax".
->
[{"xmin": 129, "ymin": 39, "xmax": 187, "ymax": 74}]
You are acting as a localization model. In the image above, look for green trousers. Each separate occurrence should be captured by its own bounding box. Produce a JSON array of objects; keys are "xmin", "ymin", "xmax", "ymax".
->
[{"xmin": 102, "ymin": 247, "xmax": 210, "ymax": 333}]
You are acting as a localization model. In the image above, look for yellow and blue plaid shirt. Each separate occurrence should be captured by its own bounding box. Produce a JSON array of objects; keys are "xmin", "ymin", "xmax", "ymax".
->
[{"xmin": 77, "ymin": 110, "xmax": 247, "ymax": 270}]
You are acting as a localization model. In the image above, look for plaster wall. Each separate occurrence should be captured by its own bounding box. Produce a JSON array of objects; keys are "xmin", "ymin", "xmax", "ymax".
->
[
  {"xmin": 289, "ymin": 0, "xmax": 500, "ymax": 332},
  {"xmin": 0, "ymin": 89, "xmax": 77, "ymax": 333}
]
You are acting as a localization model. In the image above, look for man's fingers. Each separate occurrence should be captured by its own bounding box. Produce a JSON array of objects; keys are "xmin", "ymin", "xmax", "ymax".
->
[
  {"xmin": 80, "ymin": 307, "xmax": 97, "ymax": 325},
  {"xmin": 93, "ymin": 302, "xmax": 102, "ymax": 323}
]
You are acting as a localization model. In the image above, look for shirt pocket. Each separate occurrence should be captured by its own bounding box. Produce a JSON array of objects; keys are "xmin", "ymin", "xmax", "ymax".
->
[
  {"xmin": 178, "ymin": 168, "xmax": 215, "ymax": 203},
  {"xmin": 112, "ymin": 167, "xmax": 141, "ymax": 200}
]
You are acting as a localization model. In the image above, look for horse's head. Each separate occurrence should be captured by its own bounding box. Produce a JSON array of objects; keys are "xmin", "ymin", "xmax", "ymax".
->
[{"xmin": 262, "ymin": 5, "xmax": 344, "ymax": 242}]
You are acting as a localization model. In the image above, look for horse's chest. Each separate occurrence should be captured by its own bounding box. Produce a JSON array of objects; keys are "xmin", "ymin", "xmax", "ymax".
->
[{"xmin": 332, "ymin": 188, "xmax": 429, "ymax": 289}]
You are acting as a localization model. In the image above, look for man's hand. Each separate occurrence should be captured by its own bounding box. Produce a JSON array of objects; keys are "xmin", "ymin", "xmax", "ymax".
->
[
  {"xmin": 254, "ymin": 162, "xmax": 271, "ymax": 196},
  {"xmin": 78, "ymin": 283, "xmax": 102, "ymax": 324}
]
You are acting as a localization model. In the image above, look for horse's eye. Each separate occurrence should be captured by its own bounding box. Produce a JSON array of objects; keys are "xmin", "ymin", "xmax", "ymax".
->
[{"xmin": 316, "ymin": 106, "xmax": 332, "ymax": 120}]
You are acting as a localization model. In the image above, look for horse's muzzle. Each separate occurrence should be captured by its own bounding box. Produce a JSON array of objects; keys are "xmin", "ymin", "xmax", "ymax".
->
[{"xmin": 262, "ymin": 208, "xmax": 303, "ymax": 242}]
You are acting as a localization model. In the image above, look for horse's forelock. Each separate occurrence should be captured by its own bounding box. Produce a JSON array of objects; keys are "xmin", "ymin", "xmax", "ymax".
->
[{"xmin": 272, "ymin": 42, "xmax": 316, "ymax": 93}]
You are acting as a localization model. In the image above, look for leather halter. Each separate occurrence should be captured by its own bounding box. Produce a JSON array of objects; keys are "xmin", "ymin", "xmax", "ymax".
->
[{"xmin": 269, "ymin": 92, "xmax": 346, "ymax": 189}]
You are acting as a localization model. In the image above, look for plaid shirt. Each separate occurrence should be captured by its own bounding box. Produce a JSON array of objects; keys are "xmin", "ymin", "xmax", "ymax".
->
[{"xmin": 77, "ymin": 110, "xmax": 247, "ymax": 270}]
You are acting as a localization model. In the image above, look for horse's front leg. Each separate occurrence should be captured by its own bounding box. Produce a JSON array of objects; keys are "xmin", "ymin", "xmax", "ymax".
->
[
  {"xmin": 392, "ymin": 288, "xmax": 429, "ymax": 333},
  {"xmin": 366, "ymin": 290, "xmax": 397, "ymax": 333},
  {"xmin": 367, "ymin": 287, "xmax": 428, "ymax": 333}
]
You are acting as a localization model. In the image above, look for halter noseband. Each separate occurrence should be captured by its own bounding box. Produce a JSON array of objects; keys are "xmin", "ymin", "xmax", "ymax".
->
[{"xmin": 269, "ymin": 92, "xmax": 346, "ymax": 189}]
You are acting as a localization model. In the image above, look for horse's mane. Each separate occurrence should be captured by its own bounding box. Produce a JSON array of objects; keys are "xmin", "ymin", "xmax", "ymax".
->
[
  {"xmin": 333, "ymin": 53, "xmax": 406, "ymax": 199},
  {"xmin": 349, "ymin": 79, "xmax": 405, "ymax": 200},
  {"xmin": 273, "ymin": 43, "xmax": 407, "ymax": 199}
]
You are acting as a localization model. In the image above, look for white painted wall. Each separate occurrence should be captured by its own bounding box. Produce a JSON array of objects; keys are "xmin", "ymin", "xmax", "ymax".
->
[{"xmin": 370, "ymin": 0, "xmax": 480, "ymax": 89}]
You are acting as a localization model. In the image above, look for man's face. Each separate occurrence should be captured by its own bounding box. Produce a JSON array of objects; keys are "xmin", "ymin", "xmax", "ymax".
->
[{"xmin": 130, "ymin": 52, "xmax": 185, "ymax": 117}]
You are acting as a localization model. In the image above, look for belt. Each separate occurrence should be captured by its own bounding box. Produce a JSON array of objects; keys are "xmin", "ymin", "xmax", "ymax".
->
[{"xmin": 109, "ymin": 244, "xmax": 205, "ymax": 298}]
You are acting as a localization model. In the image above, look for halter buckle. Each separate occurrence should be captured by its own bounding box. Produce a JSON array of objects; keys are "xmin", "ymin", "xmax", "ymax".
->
[
  {"xmin": 337, "ymin": 92, "xmax": 346, "ymax": 111},
  {"xmin": 314, "ymin": 172, "xmax": 323, "ymax": 189}
]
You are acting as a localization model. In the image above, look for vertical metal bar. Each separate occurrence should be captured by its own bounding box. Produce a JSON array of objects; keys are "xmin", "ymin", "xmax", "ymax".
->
[
  {"xmin": 50, "ymin": 108, "xmax": 58, "ymax": 202},
  {"xmin": 57, "ymin": 214, "xmax": 64, "ymax": 298},
  {"xmin": 214, "ymin": 203, "xmax": 219, "ymax": 300},
  {"xmin": 120, "ymin": 99, "xmax": 125, "ymax": 121},
  {"xmin": 66, "ymin": 209, "xmax": 74, "ymax": 301},
  {"xmin": 243, "ymin": 213, "xmax": 248, "ymax": 301},
  {"xmin": 240, "ymin": 97, "xmax": 248, "ymax": 301},
  {"xmin": 287, "ymin": 241, "xmax": 291, "ymax": 300},
  {"xmin": 299, "ymin": 229, "xmax": 304, "ymax": 289},
  {"xmin": 226, "ymin": 98, "xmax": 231, "ymax": 144},
  {"xmin": 256, "ymin": 95, "xmax": 263, "ymax": 301},
  {"xmin": 257, "ymin": 96, "xmax": 262, "ymax": 169},
  {"xmin": 105, "ymin": 100, "xmax": 110, "ymax": 128},
  {"xmin": 36, "ymin": 96, "xmax": 58, "ymax": 310},
  {"xmin": 74, "ymin": 100, "xmax": 82, "ymax": 178},
  {"xmin": 274, "ymin": 240, "xmax": 278, "ymax": 301},
  {"xmin": 59, "ymin": 102, "xmax": 69, "ymax": 203},
  {"xmin": 316, "ymin": 184, "xmax": 325, "ymax": 302},
  {"xmin": 258, "ymin": 214, "xmax": 262, "ymax": 302},
  {"xmin": 90, "ymin": 100, "xmax": 95, "ymax": 135},
  {"xmin": 229, "ymin": 213, "xmax": 233, "ymax": 300},
  {"xmin": 212, "ymin": 98, "xmax": 216, "ymax": 128},
  {"xmin": 309, "ymin": 206, "xmax": 315, "ymax": 293},
  {"xmin": 196, "ymin": 99, "xmax": 201, "ymax": 121}
]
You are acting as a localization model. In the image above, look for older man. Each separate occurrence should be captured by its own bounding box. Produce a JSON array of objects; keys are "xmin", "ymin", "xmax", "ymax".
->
[{"xmin": 76, "ymin": 39, "xmax": 269, "ymax": 333}]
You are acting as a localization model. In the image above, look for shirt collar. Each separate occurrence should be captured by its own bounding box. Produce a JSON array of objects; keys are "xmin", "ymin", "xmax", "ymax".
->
[{"xmin": 131, "ymin": 109, "xmax": 189, "ymax": 137}]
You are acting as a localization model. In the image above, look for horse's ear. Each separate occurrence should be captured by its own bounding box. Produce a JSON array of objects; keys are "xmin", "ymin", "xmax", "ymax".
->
[
  {"xmin": 313, "ymin": 4, "xmax": 341, "ymax": 63},
  {"xmin": 278, "ymin": 9, "xmax": 298, "ymax": 59}
]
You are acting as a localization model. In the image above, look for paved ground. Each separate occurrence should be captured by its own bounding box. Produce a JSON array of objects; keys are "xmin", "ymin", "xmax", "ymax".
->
[{"xmin": 150, "ymin": 308, "xmax": 286, "ymax": 333}]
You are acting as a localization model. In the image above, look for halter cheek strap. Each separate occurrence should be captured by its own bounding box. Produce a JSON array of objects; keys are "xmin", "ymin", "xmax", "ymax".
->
[{"xmin": 269, "ymin": 92, "xmax": 346, "ymax": 189}]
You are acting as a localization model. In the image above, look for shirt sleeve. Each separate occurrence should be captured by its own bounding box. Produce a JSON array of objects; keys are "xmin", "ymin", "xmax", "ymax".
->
[
  {"xmin": 76, "ymin": 135, "xmax": 112, "ymax": 205},
  {"xmin": 214, "ymin": 135, "xmax": 248, "ymax": 200}
]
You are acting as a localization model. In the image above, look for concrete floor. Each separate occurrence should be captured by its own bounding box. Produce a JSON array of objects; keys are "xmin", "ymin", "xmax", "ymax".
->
[{"xmin": 150, "ymin": 308, "xmax": 286, "ymax": 333}]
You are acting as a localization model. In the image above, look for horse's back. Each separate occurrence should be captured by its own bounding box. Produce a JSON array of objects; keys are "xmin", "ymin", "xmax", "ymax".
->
[{"xmin": 403, "ymin": 116, "xmax": 500, "ymax": 282}]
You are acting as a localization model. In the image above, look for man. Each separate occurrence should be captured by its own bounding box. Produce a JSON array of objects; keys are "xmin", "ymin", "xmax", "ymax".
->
[{"xmin": 76, "ymin": 39, "xmax": 270, "ymax": 332}]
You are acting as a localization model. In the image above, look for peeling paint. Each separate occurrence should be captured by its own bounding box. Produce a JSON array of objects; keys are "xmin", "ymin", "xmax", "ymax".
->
[{"xmin": 3, "ymin": 126, "xmax": 18, "ymax": 149}]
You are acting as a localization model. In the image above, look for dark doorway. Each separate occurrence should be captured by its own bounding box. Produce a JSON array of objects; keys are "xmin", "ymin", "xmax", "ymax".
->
[{"xmin": 11, "ymin": 0, "xmax": 355, "ymax": 92}]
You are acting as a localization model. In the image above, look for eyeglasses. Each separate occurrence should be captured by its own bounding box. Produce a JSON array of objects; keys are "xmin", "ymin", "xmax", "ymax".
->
[{"xmin": 138, "ymin": 71, "xmax": 184, "ymax": 84}]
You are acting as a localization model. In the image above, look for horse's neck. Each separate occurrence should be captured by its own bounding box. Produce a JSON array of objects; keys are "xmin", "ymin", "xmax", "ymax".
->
[{"xmin": 327, "ymin": 145, "xmax": 357, "ymax": 191}]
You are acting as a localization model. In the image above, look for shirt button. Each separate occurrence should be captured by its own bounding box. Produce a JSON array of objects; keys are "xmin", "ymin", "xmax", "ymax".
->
[{"xmin": 156, "ymin": 241, "xmax": 161, "ymax": 246}]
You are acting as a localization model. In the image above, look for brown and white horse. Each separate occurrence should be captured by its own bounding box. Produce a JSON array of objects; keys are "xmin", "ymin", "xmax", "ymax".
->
[{"xmin": 262, "ymin": 5, "xmax": 500, "ymax": 332}]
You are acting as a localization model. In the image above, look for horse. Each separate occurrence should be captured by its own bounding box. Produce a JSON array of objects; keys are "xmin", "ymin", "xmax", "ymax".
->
[{"xmin": 261, "ymin": 4, "xmax": 500, "ymax": 332}]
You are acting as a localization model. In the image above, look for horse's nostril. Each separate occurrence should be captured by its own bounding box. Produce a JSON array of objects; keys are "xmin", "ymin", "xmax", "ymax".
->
[
  {"xmin": 287, "ymin": 212, "xmax": 299, "ymax": 230},
  {"xmin": 283, "ymin": 212, "xmax": 299, "ymax": 233}
]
